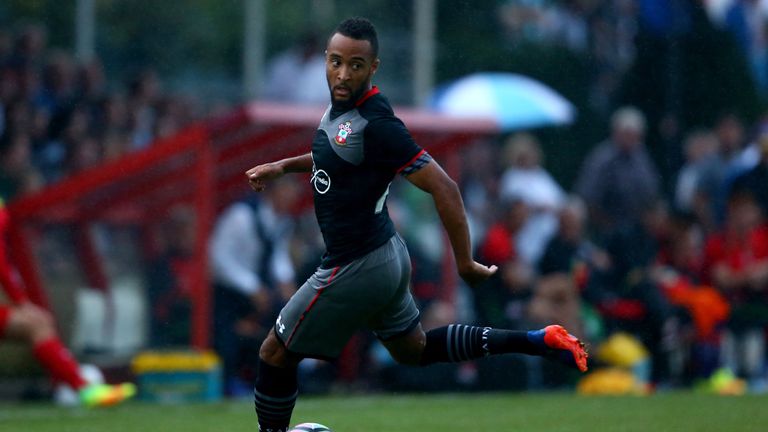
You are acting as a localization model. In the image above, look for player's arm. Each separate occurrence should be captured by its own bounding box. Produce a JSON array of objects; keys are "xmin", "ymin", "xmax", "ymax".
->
[
  {"xmin": 246, "ymin": 153, "xmax": 313, "ymax": 192},
  {"xmin": 405, "ymin": 159, "xmax": 498, "ymax": 286}
]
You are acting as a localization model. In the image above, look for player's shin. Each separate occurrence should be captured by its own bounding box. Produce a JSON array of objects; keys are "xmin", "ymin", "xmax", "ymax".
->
[{"xmin": 254, "ymin": 357, "xmax": 299, "ymax": 432}]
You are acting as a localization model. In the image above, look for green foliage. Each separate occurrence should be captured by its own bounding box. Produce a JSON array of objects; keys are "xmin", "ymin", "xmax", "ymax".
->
[{"xmin": 97, "ymin": 0, "xmax": 242, "ymax": 81}]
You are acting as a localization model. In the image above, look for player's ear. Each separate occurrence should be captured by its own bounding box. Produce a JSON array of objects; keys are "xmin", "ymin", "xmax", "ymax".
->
[{"xmin": 371, "ymin": 57, "xmax": 380, "ymax": 75}]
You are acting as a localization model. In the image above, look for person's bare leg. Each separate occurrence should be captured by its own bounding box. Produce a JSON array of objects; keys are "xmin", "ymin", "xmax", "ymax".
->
[{"xmin": 7, "ymin": 303, "xmax": 86, "ymax": 389}]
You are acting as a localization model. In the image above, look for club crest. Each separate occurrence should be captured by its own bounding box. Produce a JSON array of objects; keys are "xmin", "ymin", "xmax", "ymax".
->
[{"xmin": 335, "ymin": 121, "xmax": 352, "ymax": 145}]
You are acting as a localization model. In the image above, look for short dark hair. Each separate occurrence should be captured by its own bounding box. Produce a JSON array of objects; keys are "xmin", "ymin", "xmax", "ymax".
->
[{"xmin": 334, "ymin": 17, "xmax": 378, "ymax": 58}]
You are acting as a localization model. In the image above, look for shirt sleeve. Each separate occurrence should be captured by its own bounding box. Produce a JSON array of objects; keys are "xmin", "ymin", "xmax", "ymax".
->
[{"xmin": 366, "ymin": 116, "xmax": 431, "ymax": 175}]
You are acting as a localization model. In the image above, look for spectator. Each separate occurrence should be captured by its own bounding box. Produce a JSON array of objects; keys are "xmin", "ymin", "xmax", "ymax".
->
[
  {"xmin": 474, "ymin": 197, "xmax": 532, "ymax": 329},
  {"xmin": 63, "ymin": 135, "xmax": 101, "ymax": 176},
  {"xmin": 730, "ymin": 129, "xmax": 768, "ymax": 216},
  {"xmin": 674, "ymin": 129, "xmax": 718, "ymax": 212},
  {"xmin": 499, "ymin": 133, "xmax": 565, "ymax": 265},
  {"xmin": 75, "ymin": 59, "xmax": 107, "ymax": 108},
  {"xmin": 528, "ymin": 273, "xmax": 584, "ymax": 340},
  {"xmin": 536, "ymin": 196, "xmax": 612, "ymax": 343},
  {"xmin": 209, "ymin": 177, "xmax": 299, "ymax": 396},
  {"xmin": 263, "ymin": 32, "xmax": 328, "ymax": 104},
  {"xmin": 539, "ymin": 196, "xmax": 609, "ymax": 271},
  {"xmin": 588, "ymin": 0, "xmax": 640, "ymax": 113},
  {"xmin": 127, "ymin": 69, "xmax": 162, "ymax": 150},
  {"xmin": 0, "ymin": 130, "xmax": 43, "ymax": 200},
  {"xmin": 574, "ymin": 106, "xmax": 660, "ymax": 238},
  {"xmin": 697, "ymin": 112, "xmax": 748, "ymax": 226},
  {"xmin": 715, "ymin": 112, "xmax": 749, "ymax": 173},
  {"xmin": 704, "ymin": 188, "xmax": 768, "ymax": 387},
  {"xmin": 39, "ymin": 50, "xmax": 77, "ymax": 116},
  {"xmin": 459, "ymin": 139, "xmax": 500, "ymax": 250},
  {"xmin": 601, "ymin": 199, "xmax": 676, "ymax": 383},
  {"xmin": 98, "ymin": 94, "xmax": 130, "ymax": 134},
  {"xmin": 674, "ymin": 129, "xmax": 719, "ymax": 232},
  {"xmin": 145, "ymin": 206, "xmax": 197, "ymax": 348},
  {"xmin": 651, "ymin": 211, "xmax": 728, "ymax": 383},
  {"xmin": 724, "ymin": 0, "xmax": 768, "ymax": 96}
]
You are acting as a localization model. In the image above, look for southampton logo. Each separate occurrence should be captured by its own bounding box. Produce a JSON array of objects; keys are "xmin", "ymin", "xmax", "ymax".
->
[{"xmin": 335, "ymin": 121, "xmax": 352, "ymax": 145}]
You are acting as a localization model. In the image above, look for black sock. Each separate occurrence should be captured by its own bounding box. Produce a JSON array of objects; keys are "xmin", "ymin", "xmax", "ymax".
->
[
  {"xmin": 254, "ymin": 357, "xmax": 298, "ymax": 432},
  {"xmin": 419, "ymin": 324, "xmax": 543, "ymax": 366}
]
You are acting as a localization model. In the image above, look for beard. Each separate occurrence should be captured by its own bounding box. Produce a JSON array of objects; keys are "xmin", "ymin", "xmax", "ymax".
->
[{"xmin": 329, "ymin": 84, "xmax": 368, "ymax": 111}]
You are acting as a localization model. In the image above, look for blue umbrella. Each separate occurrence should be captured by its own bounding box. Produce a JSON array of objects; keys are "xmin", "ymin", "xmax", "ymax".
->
[{"xmin": 429, "ymin": 72, "xmax": 576, "ymax": 130}]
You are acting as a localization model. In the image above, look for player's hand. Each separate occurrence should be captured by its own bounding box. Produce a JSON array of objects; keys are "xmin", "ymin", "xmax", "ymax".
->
[
  {"xmin": 457, "ymin": 261, "xmax": 498, "ymax": 287},
  {"xmin": 246, "ymin": 162, "xmax": 284, "ymax": 192}
]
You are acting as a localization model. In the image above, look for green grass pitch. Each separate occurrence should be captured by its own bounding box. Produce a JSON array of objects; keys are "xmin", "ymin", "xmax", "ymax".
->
[{"xmin": 1, "ymin": 392, "xmax": 766, "ymax": 432}]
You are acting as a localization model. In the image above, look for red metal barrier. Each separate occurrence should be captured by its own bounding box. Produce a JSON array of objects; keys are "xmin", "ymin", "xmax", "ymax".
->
[{"xmin": 6, "ymin": 102, "xmax": 498, "ymax": 350}]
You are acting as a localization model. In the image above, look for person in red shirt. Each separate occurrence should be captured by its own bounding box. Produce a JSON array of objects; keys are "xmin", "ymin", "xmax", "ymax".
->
[
  {"xmin": 704, "ymin": 188, "xmax": 768, "ymax": 384},
  {"xmin": 0, "ymin": 197, "xmax": 135, "ymax": 406},
  {"xmin": 475, "ymin": 197, "xmax": 533, "ymax": 328}
]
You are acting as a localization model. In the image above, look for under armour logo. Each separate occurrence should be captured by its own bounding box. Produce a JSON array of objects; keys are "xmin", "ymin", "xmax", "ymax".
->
[
  {"xmin": 482, "ymin": 327, "xmax": 491, "ymax": 355},
  {"xmin": 276, "ymin": 315, "xmax": 286, "ymax": 334}
]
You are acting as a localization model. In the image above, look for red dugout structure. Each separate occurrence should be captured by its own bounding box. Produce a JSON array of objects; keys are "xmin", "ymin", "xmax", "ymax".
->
[{"xmin": 6, "ymin": 103, "xmax": 498, "ymax": 350}]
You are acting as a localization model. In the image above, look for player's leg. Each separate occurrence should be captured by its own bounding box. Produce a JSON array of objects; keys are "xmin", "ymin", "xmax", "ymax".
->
[
  {"xmin": 374, "ymin": 235, "xmax": 588, "ymax": 371},
  {"xmin": 254, "ymin": 330, "xmax": 303, "ymax": 432},
  {"xmin": 382, "ymin": 319, "xmax": 588, "ymax": 372},
  {"xmin": 4, "ymin": 303, "xmax": 87, "ymax": 389},
  {"xmin": 379, "ymin": 322, "xmax": 425, "ymax": 365},
  {"xmin": 253, "ymin": 236, "xmax": 414, "ymax": 431},
  {"xmin": 2, "ymin": 303, "xmax": 135, "ymax": 407},
  {"xmin": 253, "ymin": 265, "xmax": 337, "ymax": 432}
]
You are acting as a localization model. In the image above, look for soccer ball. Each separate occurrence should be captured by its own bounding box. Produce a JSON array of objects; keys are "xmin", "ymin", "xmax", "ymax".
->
[{"xmin": 289, "ymin": 423, "xmax": 332, "ymax": 432}]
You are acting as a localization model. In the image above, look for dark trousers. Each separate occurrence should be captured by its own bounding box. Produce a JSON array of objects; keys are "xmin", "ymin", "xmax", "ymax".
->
[{"xmin": 212, "ymin": 285, "xmax": 257, "ymax": 393}]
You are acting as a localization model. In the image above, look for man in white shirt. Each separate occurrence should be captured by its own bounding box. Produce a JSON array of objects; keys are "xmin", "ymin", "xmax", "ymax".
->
[{"xmin": 209, "ymin": 177, "xmax": 299, "ymax": 396}]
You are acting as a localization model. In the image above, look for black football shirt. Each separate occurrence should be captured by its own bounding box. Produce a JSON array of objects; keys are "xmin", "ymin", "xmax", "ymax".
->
[{"xmin": 310, "ymin": 86, "xmax": 431, "ymax": 268}]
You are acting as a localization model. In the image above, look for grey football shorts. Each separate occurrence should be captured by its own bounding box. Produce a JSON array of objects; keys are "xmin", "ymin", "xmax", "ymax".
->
[{"xmin": 273, "ymin": 233, "xmax": 420, "ymax": 359}]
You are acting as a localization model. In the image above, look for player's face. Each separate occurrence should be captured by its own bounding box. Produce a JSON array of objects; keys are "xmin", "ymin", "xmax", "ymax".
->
[{"xmin": 325, "ymin": 33, "xmax": 379, "ymax": 108}]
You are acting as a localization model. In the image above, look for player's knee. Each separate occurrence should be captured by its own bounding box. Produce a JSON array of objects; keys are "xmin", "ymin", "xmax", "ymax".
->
[
  {"xmin": 259, "ymin": 330, "xmax": 297, "ymax": 368},
  {"xmin": 9, "ymin": 304, "xmax": 55, "ymax": 343},
  {"xmin": 384, "ymin": 327, "xmax": 426, "ymax": 366}
]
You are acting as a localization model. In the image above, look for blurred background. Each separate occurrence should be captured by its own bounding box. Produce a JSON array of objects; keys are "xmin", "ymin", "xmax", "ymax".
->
[{"xmin": 1, "ymin": 0, "xmax": 768, "ymax": 402}]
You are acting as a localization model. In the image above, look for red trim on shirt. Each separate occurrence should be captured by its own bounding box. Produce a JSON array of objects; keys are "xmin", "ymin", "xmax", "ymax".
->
[
  {"xmin": 285, "ymin": 266, "xmax": 340, "ymax": 347},
  {"xmin": 396, "ymin": 149, "xmax": 427, "ymax": 174},
  {"xmin": 355, "ymin": 86, "xmax": 380, "ymax": 107}
]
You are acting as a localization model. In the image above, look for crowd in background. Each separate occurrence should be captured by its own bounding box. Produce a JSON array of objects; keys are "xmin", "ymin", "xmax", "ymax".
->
[
  {"xmin": 453, "ymin": 107, "xmax": 768, "ymax": 392},
  {"xmin": 2, "ymin": 1, "xmax": 768, "ymax": 398},
  {"xmin": 0, "ymin": 24, "xmax": 204, "ymax": 202}
]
